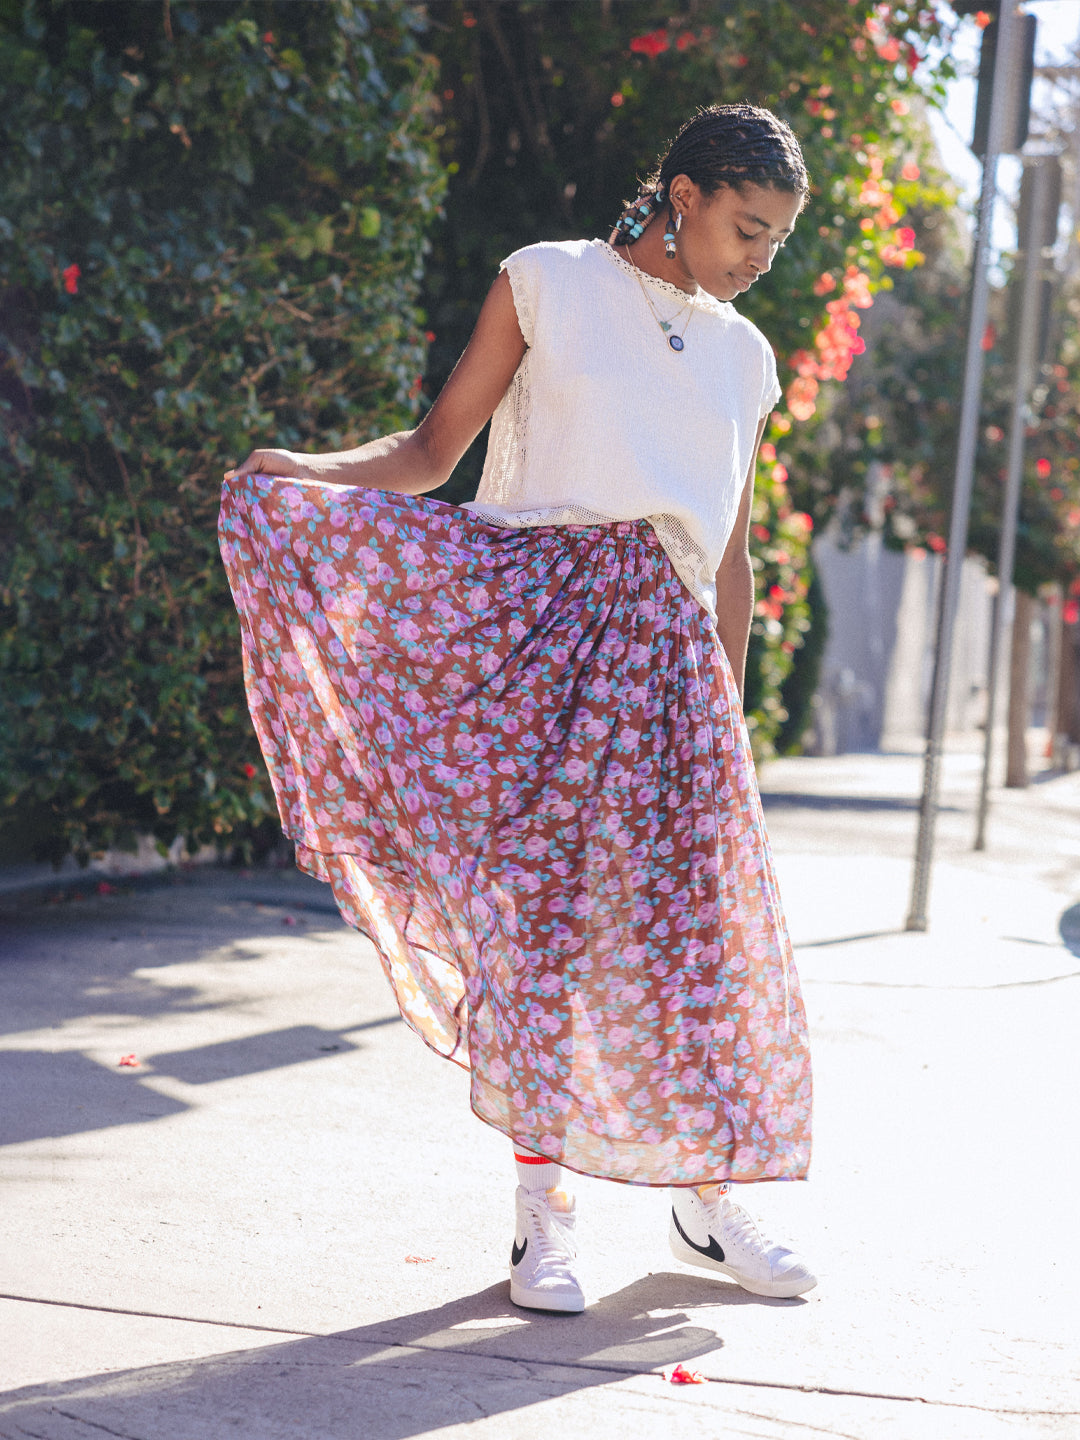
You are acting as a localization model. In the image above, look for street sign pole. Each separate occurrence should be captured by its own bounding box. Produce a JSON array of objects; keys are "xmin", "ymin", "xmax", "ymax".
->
[
  {"xmin": 905, "ymin": 4, "xmax": 1020, "ymax": 931},
  {"xmin": 974, "ymin": 157, "xmax": 1058, "ymax": 850}
]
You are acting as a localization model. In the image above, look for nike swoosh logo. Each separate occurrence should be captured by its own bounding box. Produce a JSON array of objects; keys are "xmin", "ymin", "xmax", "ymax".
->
[
  {"xmin": 511, "ymin": 1237, "xmax": 528, "ymax": 1267},
  {"xmin": 672, "ymin": 1208, "xmax": 725, "ymax": 1264}
]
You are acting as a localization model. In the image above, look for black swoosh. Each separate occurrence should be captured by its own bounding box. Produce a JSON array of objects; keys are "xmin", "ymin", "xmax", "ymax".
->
[
  {"xmin": 671, "ymin": 1208, "xmax": 725, "ymax": 1263},
  {"xmin": 511, "ymin": 1237, "xmax": 528, "ymax": 1267}
]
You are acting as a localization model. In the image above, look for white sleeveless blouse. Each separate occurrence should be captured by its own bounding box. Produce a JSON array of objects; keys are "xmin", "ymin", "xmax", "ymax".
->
[{"xmin": 465, "ymin": 239, "xmax": 781, "ymax": 619}]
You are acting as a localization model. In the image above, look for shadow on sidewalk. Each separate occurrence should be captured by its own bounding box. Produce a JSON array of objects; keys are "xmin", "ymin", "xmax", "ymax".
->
[
  {"xmin": 0, "ymin": 875, "xmax": 394, "ymax": 1148},
  {"xmin": 0, "ymin": 1017, "xmax": 400, "ymax": 1146},
  {"xmin": 0, "ymin": 1275, "xmax": 793, "ymax": 1436},
  {"xmin": 760, "ymin": 791, "xmax": 961, "ymax": 814}
]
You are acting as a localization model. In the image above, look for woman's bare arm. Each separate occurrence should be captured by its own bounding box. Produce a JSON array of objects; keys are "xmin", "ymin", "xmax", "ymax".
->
[
  {"xmin": 225, "ymin": 270, "xmax": 527, "ymax": 493},
  {"xmin": 714, "ymin": 415, "xmax": 768, "ymax": 701}
]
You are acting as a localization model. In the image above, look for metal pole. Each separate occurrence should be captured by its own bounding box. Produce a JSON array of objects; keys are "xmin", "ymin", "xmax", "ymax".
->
[
  {"xmin": 974, "ymin": 158, "xmax": 1056, "ymax": 850},
  {"xmin": 905, "ymin": 4, "xmax": 1020, "ymax": 931}
]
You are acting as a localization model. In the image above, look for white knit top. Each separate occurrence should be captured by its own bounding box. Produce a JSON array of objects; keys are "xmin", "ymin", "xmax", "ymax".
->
[{"xmin": 465, "ymin": 239, "xmax": 781, "ymax": 619}]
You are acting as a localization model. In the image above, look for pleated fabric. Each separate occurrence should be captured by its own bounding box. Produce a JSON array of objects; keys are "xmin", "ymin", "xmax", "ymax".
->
[{"xmin": 219, "ymin": 475, "xmax": 811, "ymax": 1185}]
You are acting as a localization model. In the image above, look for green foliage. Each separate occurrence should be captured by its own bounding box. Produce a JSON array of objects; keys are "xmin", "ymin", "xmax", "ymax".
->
[
  {"xmin": 776, "ymin": 566, "xmax": 828, "ymax": 754},
  {"xmin": 420, "ymin": 0, "xmax": 956, "ymax": 755},
  {"xmin": 0, "ymin": 0, "xmax": 446, "ymax": 863},
  {"xmin": 819, "ymin": 235, "xmax": 1080, "ymax": 600},
  {"xmin": 976, "ymin": 296, "xmax": 1080, "ymax": 598}
]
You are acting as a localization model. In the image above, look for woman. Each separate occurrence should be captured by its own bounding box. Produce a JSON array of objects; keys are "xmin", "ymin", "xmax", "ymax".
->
[{"xmin": 221, "ymin": 102, "xmax": 815, "ymax": 1314}]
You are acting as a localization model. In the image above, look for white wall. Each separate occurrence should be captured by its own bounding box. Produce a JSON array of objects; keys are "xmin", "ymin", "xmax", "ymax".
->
[{"xmin": 808, "ymin": 532, "xmax": 996, "ymax": 754}]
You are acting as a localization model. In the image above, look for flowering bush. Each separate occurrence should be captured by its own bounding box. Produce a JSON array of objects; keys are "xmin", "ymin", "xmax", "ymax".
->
[{"xmin": 0, "ymin": 0, "xmax": 446, "ymax": 862}]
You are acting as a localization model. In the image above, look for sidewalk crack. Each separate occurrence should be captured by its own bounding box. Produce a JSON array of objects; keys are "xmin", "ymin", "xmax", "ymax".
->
[{"xmin": 52, "ymin": 1410, "xmax": 148, "ymax": 1440}]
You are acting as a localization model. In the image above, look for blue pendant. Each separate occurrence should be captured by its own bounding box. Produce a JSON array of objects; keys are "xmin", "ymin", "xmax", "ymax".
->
[{"xmin": 669, "ymin": 334, "xmax": 684, "ymax": 352}]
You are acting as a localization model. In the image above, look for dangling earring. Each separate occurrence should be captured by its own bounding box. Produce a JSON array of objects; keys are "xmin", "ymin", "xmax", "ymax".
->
[{"xmin": 664, "ymin": 209, "xmax": 679, "ymax": 260}]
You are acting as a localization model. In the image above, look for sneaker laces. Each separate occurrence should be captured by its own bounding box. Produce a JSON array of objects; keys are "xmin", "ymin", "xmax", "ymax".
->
[
  {"xmin": 711, "ymin": 1196, "xmax": 773, "ymax": 1259},
  {"xmin": 521, "ymin": 1191, "xmax": 578, "ymax": 1271}
]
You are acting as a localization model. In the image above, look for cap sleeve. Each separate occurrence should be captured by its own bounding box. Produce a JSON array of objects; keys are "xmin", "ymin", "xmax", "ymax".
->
[
  {"xmin": 499, "ymin": 246, "xmax": 541, "ymax": 348},
  {"xmin": 761, "ymin": 343, "xmax": 782, "ymax": 418}
]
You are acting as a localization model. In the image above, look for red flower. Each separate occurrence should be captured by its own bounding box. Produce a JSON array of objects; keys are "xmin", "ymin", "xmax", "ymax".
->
[
  {"xmin": 676, "ymin": 32, "xmax": 696, "ymax": 51},
  {"xmin": 610, "ymin": 92, "xmax": 624, "ymax": 107},
  {"xmin": 667, "ymin": 1363, "xmax": 706, "ymax": 1385},
  {"xmin": 62, "ymin": 263, "xmax": 80, "ymax": 294},
  {"xmin": 897, "ymin": 226, "xmax": 916, "ymax": 250},
  {"xmin": 927, "ymin": 533, "xmax": 947, "ymax": 553},
  {"xmin": 1036, "ymin": 457, "xmax": 1052, "ymax": 479},
  {"xmin": 981, "ymin": 323, "xmax": 996, "ymax": 352},
  {"xmin": 630, "ymin": 28, "xmax": 669, "ymax": 58},
  {"xmin": 243, "ymin": 762, "xmax": 257, "ymax": 779},
  {"xmin": 974, "ymin": 11, "xmax": 991, "ymax": 29},
  {"xmin": 1064, "ymin": 600, "xmax": 1080, "ymax": 626},
  {"xmin": 263, "ymin": 30, "xmax": 275, "ymax": 44}
]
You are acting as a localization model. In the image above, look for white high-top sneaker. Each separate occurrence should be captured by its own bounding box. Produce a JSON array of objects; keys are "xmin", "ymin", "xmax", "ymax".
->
[
  {"xmin": 669, "ymin": 1185, "xmax": 817, "ymax": 1298},
  {"xmin": 509, "ymin": 1185, "xmax": 585, "ymax": 1313}
]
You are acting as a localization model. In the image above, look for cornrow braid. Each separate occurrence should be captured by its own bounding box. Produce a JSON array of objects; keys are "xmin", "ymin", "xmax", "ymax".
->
[{"xmin": 611, "ymin": 103, "xmax": 809, "ymax": 248}]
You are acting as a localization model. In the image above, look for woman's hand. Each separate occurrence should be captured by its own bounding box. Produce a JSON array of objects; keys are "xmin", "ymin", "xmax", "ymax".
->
[{"xmin": 223, "ymin": 447, "xmax": 310, "ymax": 483}]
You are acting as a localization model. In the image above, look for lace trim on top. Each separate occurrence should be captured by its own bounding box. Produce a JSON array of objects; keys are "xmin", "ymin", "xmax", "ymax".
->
[{"xmin": 593, "ymin": 240, "xmax": 730, "ymax": 317}]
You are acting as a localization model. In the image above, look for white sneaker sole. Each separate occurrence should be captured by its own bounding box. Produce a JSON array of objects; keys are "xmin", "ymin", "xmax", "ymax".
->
[
  {"xmin": 509, "ymin": 1278, "xmax": 585, "ymax": 1313},
  {"xmin": 668, "ymin": 1219, "xmax": 817, "ymax": 1298}
]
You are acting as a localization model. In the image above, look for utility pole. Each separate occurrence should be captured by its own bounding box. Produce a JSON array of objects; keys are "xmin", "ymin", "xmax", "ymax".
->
[
  {"xmin": 906, "ymin": 4, "xmax": 1022, "ymax": 931},
  {"xmin": 974, "ymin": 156, "xmax": 1060, "ymax": 848}
]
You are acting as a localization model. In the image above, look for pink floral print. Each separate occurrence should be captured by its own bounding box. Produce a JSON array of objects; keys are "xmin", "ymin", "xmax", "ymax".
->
[{"xmin": 219, "ymin": 476, "xmax": 811, "ymax": 1185}]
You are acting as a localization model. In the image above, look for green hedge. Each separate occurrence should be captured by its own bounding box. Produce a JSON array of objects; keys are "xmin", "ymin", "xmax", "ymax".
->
[{"xmin": 0, "ymin": 0, "xmax": 445, "ymax": 863}]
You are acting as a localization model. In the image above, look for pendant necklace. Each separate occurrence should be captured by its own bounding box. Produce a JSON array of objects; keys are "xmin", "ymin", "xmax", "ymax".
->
[{"xmin": 625, "ymin": 246, "xmax": 699, "ymax": 352}]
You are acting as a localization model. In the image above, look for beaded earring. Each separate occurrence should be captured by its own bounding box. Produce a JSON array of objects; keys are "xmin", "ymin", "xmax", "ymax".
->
[{"xmin": 663, "ymin": 208, "xmax": 678, "ymax": 259}]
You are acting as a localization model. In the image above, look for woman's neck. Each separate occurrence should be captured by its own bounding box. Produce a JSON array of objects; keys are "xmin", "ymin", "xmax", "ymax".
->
[{"xmin": 618, "ymin": 223, "xmax": 697, "ymax": 295}]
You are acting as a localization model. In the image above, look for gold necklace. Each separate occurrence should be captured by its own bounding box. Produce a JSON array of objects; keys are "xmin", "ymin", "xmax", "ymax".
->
[{"xmin": 625, "ymin": 246, "xmax": 699, "ymax": 352}]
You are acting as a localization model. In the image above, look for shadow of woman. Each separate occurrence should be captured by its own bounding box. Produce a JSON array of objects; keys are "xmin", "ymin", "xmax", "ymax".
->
[{"xmin": 0, "ymin": 1271, "xmax": 803, "ymax": 1438}]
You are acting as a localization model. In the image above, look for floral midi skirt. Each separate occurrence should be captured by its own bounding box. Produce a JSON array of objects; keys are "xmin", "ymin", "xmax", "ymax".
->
[{"xmin": 218, "ymin": 476, "xmax": 812, "ymax": 1186}]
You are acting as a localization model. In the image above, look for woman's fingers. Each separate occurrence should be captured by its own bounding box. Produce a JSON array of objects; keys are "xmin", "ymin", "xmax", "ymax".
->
[{"xmin": 223, "ymin": 448, "xmax": 294, "ymax": 482}]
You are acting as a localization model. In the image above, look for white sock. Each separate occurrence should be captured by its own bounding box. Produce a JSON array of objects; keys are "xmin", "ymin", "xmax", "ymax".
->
[{"xmin": 514, "ymin": 1147, "xmax": 562, "ymax": 1193}]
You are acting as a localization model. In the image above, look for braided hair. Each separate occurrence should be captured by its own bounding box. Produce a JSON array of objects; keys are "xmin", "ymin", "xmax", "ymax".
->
[{"xmin": 612, "ymin": 103, "xmax": 809, "ymax": 247}]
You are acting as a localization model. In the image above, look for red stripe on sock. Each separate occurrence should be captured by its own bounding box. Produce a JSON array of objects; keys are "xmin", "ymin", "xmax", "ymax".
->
[{"xmin": 514, "ymin": 1152, "xmax": 549, "ymax": 1164}]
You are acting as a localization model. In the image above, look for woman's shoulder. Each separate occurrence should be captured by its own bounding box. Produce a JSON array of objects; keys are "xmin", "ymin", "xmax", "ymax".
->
[{"xmin": 501, "ymin": 238, "xmax": 598, "ymax": 273}]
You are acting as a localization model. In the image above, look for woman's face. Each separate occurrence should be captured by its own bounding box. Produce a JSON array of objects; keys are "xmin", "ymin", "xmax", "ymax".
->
[{"xmin": 670, "ymin": 178, "xmax": 803, "ymax": 302}]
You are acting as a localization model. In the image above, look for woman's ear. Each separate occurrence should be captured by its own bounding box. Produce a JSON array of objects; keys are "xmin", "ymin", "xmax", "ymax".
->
[{"xmin": 666, "ymin": 173, "xmax": 699, "ymax": 219}]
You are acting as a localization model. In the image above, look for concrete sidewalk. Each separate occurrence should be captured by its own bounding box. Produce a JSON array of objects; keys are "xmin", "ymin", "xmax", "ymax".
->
[{"xmin": 1, "ymin": 743, "xmax": 1077, "ymax": 1438}]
